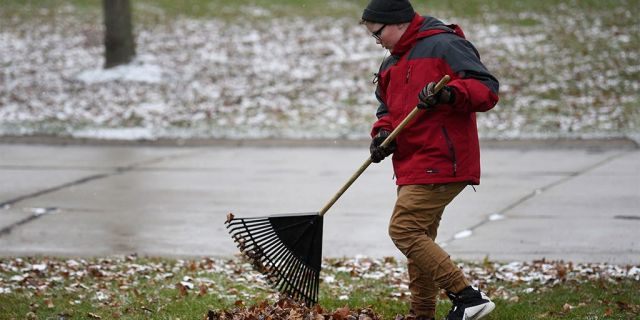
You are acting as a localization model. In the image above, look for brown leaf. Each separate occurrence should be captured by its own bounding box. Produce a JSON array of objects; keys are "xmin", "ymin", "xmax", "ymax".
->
[
  {"xmin": 604, "ymin": 308, "xmax": 613, "ymax": 316},
  {"xmin": 556, "ymin": 264, "xmax": 567, "ymax": 280},
  {"xmin": 562, "ymin": 303, "xmax": 573, "ymax": 312},
  {"xmin": 289, "ymin": 308, "xmax": 304, "ymax": 320},
  {"xmin": 45, "ymin": 298, "xmax": 54, "ymax": 308},
  {"xmin": 176, "ymin": 283, "xmax": 188, "ymax": 297},
  {"xmin": 199, "ymin": 284, "xmax": 208, "ymax": 296},
  {"xmin": 226, "ymin": 213, "xmax": 235, "ymax": 223},
  {"xmin": 88, "ymin": 265, "xmax": 103, "ymax": 277},
  {"xmin": 332, "ymin": 306, "xmax": 351, "ymax": 320},
  {"xmin": 87, "ymin": 313, "xmax": 102, "ymax": 319}
]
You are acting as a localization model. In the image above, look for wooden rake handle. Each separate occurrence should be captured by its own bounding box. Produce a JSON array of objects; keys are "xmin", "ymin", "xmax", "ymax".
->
[{"xmin": 319, "ymin": 75, "xmax": 451, "ymax": 216}]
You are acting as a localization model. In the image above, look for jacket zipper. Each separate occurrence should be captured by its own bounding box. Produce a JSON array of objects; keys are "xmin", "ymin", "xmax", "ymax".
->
[
  {"xmin": 406, "ymin": 65, "xmax": 411, "ymax": 83},
  {"xmin": 441, "ymin": 126, "xmax": 457, "ymax": 177}
]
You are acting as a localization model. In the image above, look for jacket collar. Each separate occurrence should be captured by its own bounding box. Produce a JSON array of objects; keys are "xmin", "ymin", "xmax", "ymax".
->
[
  {"xmin": 390, "ymin": 14, "xmax": 467, "ymax": 56},
  {"xmin": 390, "ymin": 14, "xmax": 425, "ymax": 56}
]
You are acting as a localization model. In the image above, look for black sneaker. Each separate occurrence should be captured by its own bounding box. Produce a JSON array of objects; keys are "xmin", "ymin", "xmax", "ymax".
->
[{"xmin": 444, "ymin": 286, "xmax": 495, "ymax": 320}]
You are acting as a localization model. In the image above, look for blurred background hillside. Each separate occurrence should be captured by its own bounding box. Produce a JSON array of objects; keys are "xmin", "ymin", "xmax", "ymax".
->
[{"xmin": 1, "ymin": 0, "xmax": 638, "ymax": 142}]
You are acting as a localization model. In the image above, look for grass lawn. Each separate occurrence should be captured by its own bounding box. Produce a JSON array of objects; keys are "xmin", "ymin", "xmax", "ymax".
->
[{"xmin": 1, "ymin": 256, "xmax": 639, "ymax": 319}]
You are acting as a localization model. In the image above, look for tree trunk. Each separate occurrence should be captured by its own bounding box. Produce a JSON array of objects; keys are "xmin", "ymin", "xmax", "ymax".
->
[{"xmin": 103, "ymin": 0, "xmax": 135, "ymax": 69}]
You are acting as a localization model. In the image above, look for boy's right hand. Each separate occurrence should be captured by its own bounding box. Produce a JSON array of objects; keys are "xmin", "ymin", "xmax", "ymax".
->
[{"xmin": 369, "ymin": 129, "xmax": 396, "ymax": 163}]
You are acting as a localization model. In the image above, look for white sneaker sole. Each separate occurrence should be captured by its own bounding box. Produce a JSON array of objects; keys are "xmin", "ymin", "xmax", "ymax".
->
[{"xmin": 464, "ymin": 301, "xmax": 495, "ymax": 320}]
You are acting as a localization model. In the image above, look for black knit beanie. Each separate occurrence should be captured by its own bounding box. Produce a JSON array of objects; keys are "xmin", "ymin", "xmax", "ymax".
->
[{"xmin": 362, "ymin": 0, "xmax": 415, "ymax": 24}]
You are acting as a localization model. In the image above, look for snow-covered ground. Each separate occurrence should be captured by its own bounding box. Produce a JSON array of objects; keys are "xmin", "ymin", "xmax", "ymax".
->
[{"xmin": 1, "ymin": 4, "xmax": 638, "ymax": 141}]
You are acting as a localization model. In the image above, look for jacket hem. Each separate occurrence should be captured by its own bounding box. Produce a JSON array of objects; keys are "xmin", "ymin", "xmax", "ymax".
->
[{"xmin": 395, "ymin": 176, "xmax": 478, "ymax": 186}]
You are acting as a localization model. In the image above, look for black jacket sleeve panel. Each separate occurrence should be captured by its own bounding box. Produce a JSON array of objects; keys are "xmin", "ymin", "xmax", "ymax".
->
[
  {"xmin": 375, "ymin": 93, "xmax": 389, "ymax": 119},
  {"xmin": 442, "ymin": 38, "xmax": 499, "ymax": 94},
  {"xmin": 374, "ymin": 55, "xmax": 398, "ymax": 119}
]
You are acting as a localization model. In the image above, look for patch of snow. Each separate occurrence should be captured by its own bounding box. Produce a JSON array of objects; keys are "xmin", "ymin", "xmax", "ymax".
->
[
  {"xmin": 0, "ymin": 5, "xmax": 637, "ymax": 140},
  {"xmin": 32, "ymin": 264, "xmax": 47, "ymax": 271},
  {"xmin": 454, "ymin": 230, "xmax": 473, "ymax": 239},
  {"xmin": 76, "ymin": 61, "xmax": 165, "ymax": 84},
  {"xmin": 28, "ymin": 207, "xmax": 58, "ymax": 216},
  {"xmin": 72, "ymin": 127, "xmax": 155, "ymax": 140}
]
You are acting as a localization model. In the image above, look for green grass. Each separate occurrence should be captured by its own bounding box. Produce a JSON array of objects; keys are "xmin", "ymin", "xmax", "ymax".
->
[
  {"xmin": 2, "ymin": 0, "xmax": 637, "ymax": 20},
  {"xmin": 1, "ymin": 256, "xmax": 639, "ymax": 319}
]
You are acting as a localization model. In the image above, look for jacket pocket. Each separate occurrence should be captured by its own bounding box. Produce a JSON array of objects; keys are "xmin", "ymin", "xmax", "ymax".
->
[{"xmin": 441, "ymin": 126, "xmax": 457, "ymax": 177}]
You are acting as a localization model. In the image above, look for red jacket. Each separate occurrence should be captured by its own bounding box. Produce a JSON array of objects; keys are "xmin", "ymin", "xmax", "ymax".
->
[{"xmin": 372, "ymin": 14, "xmax": 499, "ymax": 185}]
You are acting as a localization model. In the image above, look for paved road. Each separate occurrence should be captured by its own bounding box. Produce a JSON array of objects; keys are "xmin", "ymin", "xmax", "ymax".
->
[{"xmin": 0, "ymin": 143, "xmax": 638, "ymax": 264}]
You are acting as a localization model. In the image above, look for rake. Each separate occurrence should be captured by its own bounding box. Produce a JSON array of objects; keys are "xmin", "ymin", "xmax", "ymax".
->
[{"xmin": 226, "ymin": 75, "xmax": 451, "ymax": 306}]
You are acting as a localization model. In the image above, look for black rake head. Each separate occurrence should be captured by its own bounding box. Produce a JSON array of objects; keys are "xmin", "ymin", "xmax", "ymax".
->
[{"xmin": 225, "ymin": 212, "xmax": 323, "ymax": 306}]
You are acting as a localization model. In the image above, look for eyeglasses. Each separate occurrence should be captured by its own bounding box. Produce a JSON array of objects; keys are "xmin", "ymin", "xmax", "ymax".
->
[{"xmin": 371, "ymin": 24, "xmax": 386, "ymax": 41}]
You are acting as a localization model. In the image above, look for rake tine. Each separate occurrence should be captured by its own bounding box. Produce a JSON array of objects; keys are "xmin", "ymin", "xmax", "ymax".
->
[
  {"xmin": 290, "ymin": 263, "xmax": 304, "ymax": 300},
  {"xmin": 283, "ymin": 259, "xmax": 301, "ymax": 298},
  {"xmin": 258, "ymin": 242, "xmax": 286, "ymax": 277},
  {"xmin": 230, "ymin": 223, "xmax": 272, "ymax": 239},
  {"xmin": 299, "ymin": 266, "xmax": 316, "ymax": 305},
  {"xmin": 312, "ymin": 267, "xmax": 320, "ymax": 302},
  {"xmin": 302, "ymin": 266, "xmax": 317, "ymax": 304},
  {"xmin": 273, "ymin": 250, "xmax": 298, "ymax": 289},
  {"xmin": 289, "ymin": 260, "xmax": 309, "ymax": 301},
  {"xmin": 302, "ymin": 266, "xmax": 315, "ymax": 303},
  {"xmin": 225, "ymin": 221, "xmax": 269, "ymax": 234},
  {"xmin": 250, "ymin": 225, "xmax": 282, "ymax": 242},
  {"xmin": 244, "ymin": 230, "xmax": 278, "ymax": 248},
  {"xmin": 282, "ymin": 229, "xmax": 318, "ymax": 300},
  {"xmin": 278, "ymin": 252, "xmax": 303, "ymax": 296},
  {"xmin": 239, "ymin": 219, "xmax": 266, "ymax": 258},
  {"xmin": 226, "ymin": 218, "xmax": 271, "ymax": 227},
  {"xmin": 300, "ymin": 269, "xmax": 315, "ymax": 305},
  {"xmin": 295, "ymin": 264, "xmax": 310, "ymax": 302},
  {"xmin": 252, "ymin": 240, "xmax": 279, "ymax": 264},
  {"xmin": 259, "ymin": 238, "xmax": 288, "ymax": 266},
  {"xmin": 263, "ymin": 242, "xmax": 292, "ymax": 284}
]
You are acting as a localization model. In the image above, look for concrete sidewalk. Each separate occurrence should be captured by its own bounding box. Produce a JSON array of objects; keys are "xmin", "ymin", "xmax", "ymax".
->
[{"xmin": 0, "ymin": 143, "xmax": 638, "ymax": 264}]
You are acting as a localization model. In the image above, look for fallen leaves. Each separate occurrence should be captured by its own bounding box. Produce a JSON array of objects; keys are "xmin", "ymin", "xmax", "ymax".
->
[
  {"xmin": 176, "ymin": 282, "xmax": 189, "ymax": 297},
  {"xmin": 207, "ymin": 299, "xmax": 381, "ymax": 320},
  {"xmin": 1, "ymin": 255, "xmax": 639, "ymax": 319},
  {"xmin": 331, "ymin": 306, "xmax": 351, "ymax": 320}
]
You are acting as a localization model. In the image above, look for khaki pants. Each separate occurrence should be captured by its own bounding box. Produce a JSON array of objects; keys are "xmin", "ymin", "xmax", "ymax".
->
[{"xmin": 389, "ymin": 183, "xmax": 470, "ymax": 318}]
